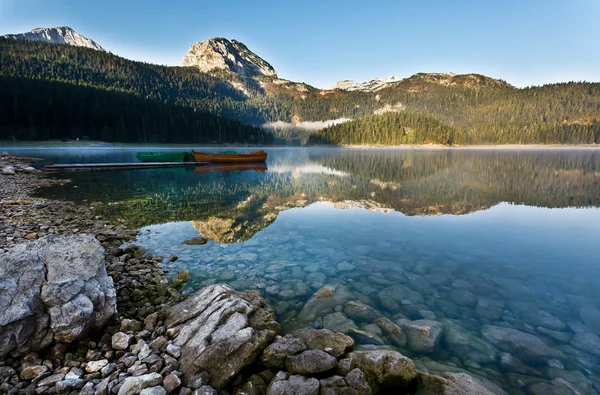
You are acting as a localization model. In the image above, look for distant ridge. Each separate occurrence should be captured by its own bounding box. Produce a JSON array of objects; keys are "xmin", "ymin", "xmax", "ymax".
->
[{"xmin": 3, "ymin": 26, "xmax": 105, "ymax": 52}]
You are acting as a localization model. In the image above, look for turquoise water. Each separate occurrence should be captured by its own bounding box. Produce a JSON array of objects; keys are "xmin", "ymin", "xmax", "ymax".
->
[{"xmin": 14, "ymin": 147, "xmax": 600, "ymax": 393}]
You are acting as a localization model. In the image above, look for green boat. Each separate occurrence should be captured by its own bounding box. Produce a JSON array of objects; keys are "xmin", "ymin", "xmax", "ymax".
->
[{"xmin": 135, "ymin": 151, "xmax": 193, "ymax": 162}]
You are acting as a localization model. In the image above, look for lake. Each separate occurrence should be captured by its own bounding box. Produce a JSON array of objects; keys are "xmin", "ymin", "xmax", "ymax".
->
[{"xmin": 8, "ymin": 146, "xmax": 600, "ymax": 393}]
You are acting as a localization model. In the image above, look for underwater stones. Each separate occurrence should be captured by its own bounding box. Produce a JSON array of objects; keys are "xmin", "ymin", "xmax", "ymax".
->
[
  {"xmin": 336, "ymin": 261, "xmax": 355, "ymax": 272},
  {"xmin": 322, "ymin": 312, "xmax": 358, "ymax": 334},
  {"xmin": 498, "ymin": 352, "xmax": 539, "ymax": 375},
  {"xmin": 296, "ymin": 285, "xmax": 355, "ymax": 323},
  {"xmin": 349, "ymin": 328, "xmax": 385, "ymax": 346},
  {"xmin": 351, "ymin": 350, "xmax": 418, "ymax": 392},
  {"xmin": 261, "ymin": 336, "xmax": 307, "ymax": 368},
  {"xmin": 417, "ymin": 372, "xmax": 509, "ymax": 395},
  {"xmin": 441, "ymin": 319, "xmax": 497, "ymax": 364},
  {"xmin": 570, "ymin": 331, "xmax": 600, "ymax": 356},
  {"xmin": 294, "ymin": 329, "xmax": 354, "ymax": 358},
  {"xmin": 481, "ymin": 325, "xmax": 565, "ymax": 364},
  {"xmin": 375, "ymin": 317, "xmax": 407, "ymax": 347},
  {"xmin": 397, "ymin": 319, "xmax": 444, "ymax": 353},
  {"xmin": 164, "ymin": 284, "xmax": 279, "ymax": 390},
  {"xmin": 448, "ymin": 289, "xmax": 478, "ymax": 307},
  {"xmin": 536, "ymin": 326, "xmax": 572, "ymax": 343},
  {"xmin": 285, "ymin": 349, "xmax": 338, "ymax": 375},
  {"xmin": 580, "ymin": 307, "xmax": 600, "ymax": 334},
  {"xmin": 490, "ymin": 277, "xmax": 531, "ymax": 297},
  {"xmin": 510, "ymin": 303, "xmax": 566, "ymax": 331},
  {"xmin": 343, "ymin": 301, "xmax": 381, "ymax": 323}
]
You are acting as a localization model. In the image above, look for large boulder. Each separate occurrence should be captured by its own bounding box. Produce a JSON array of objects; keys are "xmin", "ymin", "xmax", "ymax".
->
[
  {"xmin": 0, "ymin": 234, "xmax": 116, "ymax": 358},
  {"xmin": 350, "ymin": 350, "xmax": 419, "ymax": 392},
  {"xmin": 481, "ymin": 325, "xmax": 565, "ymax": 364},
  {"xmin": 293, "ymin": 329, "xmax": 354, "ymax": 358},
  {"xmin": 164, "ymin": 284, "xmax": 279, "ymax": 390}
]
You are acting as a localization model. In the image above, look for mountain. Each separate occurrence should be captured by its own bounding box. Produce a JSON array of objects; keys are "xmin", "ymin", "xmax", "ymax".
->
[
  {"xmin": 2, "ymin": 26, "xmax": 105, "ymax": 51},
  {"xmin": 330, "ymin": 73, "xmax": 512, "ymax": 92},
  {"xmin": 329, "ymin": 75, "xmax": 401, "ymax": 92},
  {"xmin": 181, "ymin": 37, "xmax": 276, "ymax": 78},
  {"xmin": 0, "ymin": 36, "xmax": 598, "ymax": 145}
]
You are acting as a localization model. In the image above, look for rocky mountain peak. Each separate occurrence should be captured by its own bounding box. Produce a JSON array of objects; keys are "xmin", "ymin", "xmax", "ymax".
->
[
  {"xmin": 3, "ymin": 26, "xmax": 105, "ymax": 51},
  {"xmin": 329, "ymin": 75, "xmax": 401, "ymax": 92},
  {"xmin": 181, "ymin": 37, "xmax": 276, "ymax": 78}
]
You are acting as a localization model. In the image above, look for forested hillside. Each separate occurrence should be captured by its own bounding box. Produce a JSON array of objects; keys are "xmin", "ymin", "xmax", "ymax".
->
[
  {"xmin": 0, "ymin": 76, "xmax": 272, "ymax": 143},
  {"xmin": 1, "ymin": 38, "xmax": 599, "ymax": 145}
]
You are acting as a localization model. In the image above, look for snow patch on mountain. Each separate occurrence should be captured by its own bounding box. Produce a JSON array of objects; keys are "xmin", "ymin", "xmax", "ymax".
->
[
  {"xmin": 3, "ymin": 26, "xmax": 105, "ymax": 51},
  {"xmin": 262, "ymin": 118, "xmax": 351, "ymax": 131},
  {"xmin": 329, "ymin": 75, "xmax": 401, "ymax": 92},
  {"xmin": 181, "ymin": 37, "xmax": 276, "ymax": 78}
]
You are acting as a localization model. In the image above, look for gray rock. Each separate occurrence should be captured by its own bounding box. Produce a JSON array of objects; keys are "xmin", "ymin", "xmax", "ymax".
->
[
  {"xmin": 0, "ymin": 366, "xmax": 16, "ymax": 380},
  {"xmin": 322, "ymin": 312, "xmax": 358, "ymax": 334},
  {"xmin": 118, "ymin": 373, "xmax": 163, "ymax": 395},
  {"xmin": 56, "ymin": 378, "xmax": 86, "ymax": 392},
  {"xmin": 349, "ymin": 328, "xmax": 385, "ymax": 345},
  {"xmin": 285, "ymin": 350, "xmax": 337, "ymax": 375},
  {"xmin": 441, "ymin": 319, "xmax": 497, "ymax": 364},
  {"xmin": 121, "ymin": 319, "xmax": 142, "ymax": 332},
  {"xmin": 343, "ymin": 301, "xmax": 381, "ymax": 323},
  {"xmin": 536, "ymin": 326, "xmax": 572, "ymax": 343},
  {"xmin": 375, "ymin": 317, "xmax": 407, "ymax": 347},
  {"xmin": 85, "ymin": 359, "xmax": 109, "ymax": 373},
  {"xmin": 397, "ymin": 319, "xmax": 443, "ymax": 353},
  {"xmin": 140, "ymin": 386, "xmax": 167, "ymax": 395},
  {"xmin": 448, "ymin": 290, "xmax": 478, "ymax": 307},
  {"xmin": 167, "ymin": 344, "xmax": 182, "ymax": 358},
  {"xmin": 267, "ymin": 374, "xmax": 319, "ymax": 395},
  {"xmin": 296, "ymin": 285, "xmax": 355, "ymax": 323},
  {"xmin": 193, "ymin": 386, "xmax": 218, "ymax": 395},
  {"xmin": 112, "ymin": 332, "xmax": 135, "ymax": 351},
  {"xmin": 163, "ymin": 373, "xmax": 182, "ymax": 393},
  {"xmin": 164, "ymin": 285, "xmax": 279, "ymax": 390},
  {"xmin": 2, "ymin": 166, "xmax": 15, "ymax": 175},
  {"xmin": 570, "ymin": 331, "xmax": 600, "ymax": 356},
  {"xmin": 19, "ymin": 365, "xmax": 49, "ymax": 380},
  {"xmin": 36, "ymin": 373, "xmax": 65, "ymax": 387},
  {"xmin": 294, "ymin": 329, "xmax": 354, "ymax": 358},
  {"xmin": 0, "ymin": 235, "xmax": 116, "ymax": 358},
  {"xmin": 482, "ymin": 325, "xmax": 565, "ymax": 364},
  {"xmin": 345, "ymin": 368, "xmax": 372, "ymax": 395},
  {"xmin": 261, "ymin": 337, "xmax": 307, "ymax": 368},
  {"xmin": 351, "ymin": 350, "xmax": 418, "ymax": 392}
]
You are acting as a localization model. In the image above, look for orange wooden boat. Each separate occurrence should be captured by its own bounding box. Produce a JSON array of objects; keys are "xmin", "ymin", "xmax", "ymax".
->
[
  {"xmin": 192, "ymin": 150, "xmax": 267, "ymax": 163},
  {"xmin": 194, "ymin": 163, "xmax": 267, "ymax": 174}
]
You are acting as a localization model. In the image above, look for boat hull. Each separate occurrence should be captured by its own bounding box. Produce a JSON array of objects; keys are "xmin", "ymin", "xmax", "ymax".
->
[{"xmin": 192, "ymin": 150, "xmax": 267, "ymax": 163}]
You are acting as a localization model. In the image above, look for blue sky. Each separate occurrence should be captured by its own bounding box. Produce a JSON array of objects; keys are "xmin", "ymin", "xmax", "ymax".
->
[{"xmin": 1, "ymin": 0, "xmax": 598, "ymax": 88}]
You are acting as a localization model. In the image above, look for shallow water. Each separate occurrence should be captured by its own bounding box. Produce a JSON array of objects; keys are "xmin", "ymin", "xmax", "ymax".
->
[{"xmin": 15, "ymin": 147, "xmax": 600, "ymax": 393}]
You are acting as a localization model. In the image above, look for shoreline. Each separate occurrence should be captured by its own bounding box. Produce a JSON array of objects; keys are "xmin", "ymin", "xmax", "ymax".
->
[{"xmin": 1, "ymin": 140, "xmax": 599, "ymax": 150}]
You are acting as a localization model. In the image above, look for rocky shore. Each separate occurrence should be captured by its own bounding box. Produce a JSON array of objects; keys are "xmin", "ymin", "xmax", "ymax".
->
[{"xmin": 0, "ymin": 153, "xmax": 514, "ymax": 394}]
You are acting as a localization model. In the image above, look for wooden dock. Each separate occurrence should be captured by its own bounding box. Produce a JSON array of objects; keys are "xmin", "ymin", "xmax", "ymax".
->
[{"xmin": 44, "ymin": 162, "xmax": 209, "ymax": 173}]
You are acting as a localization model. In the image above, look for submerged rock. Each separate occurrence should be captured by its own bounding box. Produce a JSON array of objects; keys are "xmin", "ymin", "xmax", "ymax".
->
[
  {"xmin": 417, "ymin": 372, "xmax": 509, "ymax": 395},
  {"xmin": 0, "ymin": 234, "xmax": 116, "ymax": 358},
  {"xmin": 296, "ymin": 285, "xmax": 355, "ymax": 323},
  {"xmin": 441, "ymin": 319, "xmax": 497, "ymax": 364},
  {"xmin": 164, "ymin": 284, "xmax": 279, "ymax": 390},
  {"xmin": 481, "ymin": 325, "xmax": 565, "ymax": 364},
  {"xmin": 294, "ymin": 329, "xmax": 354, "ymax": 358},
  {"xmin": 351, "ymin": 350, "xmax": 419, "ymax": 393},
  {"xmin": 570, "ymin": 331, "xmax": 600, "ymax": 356},
  {"xmin": 397, "ymin": 319, "xmax": 444, "ymax": 353},
  {"xmin": 376, "ymin": 317, "xmax": 407, "ymax": 347}
]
